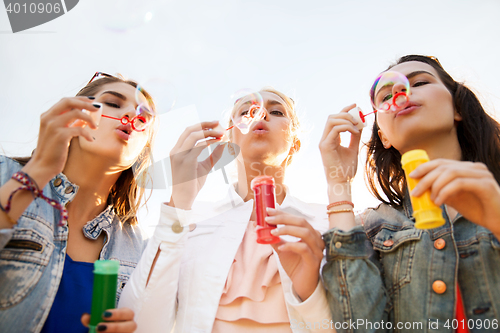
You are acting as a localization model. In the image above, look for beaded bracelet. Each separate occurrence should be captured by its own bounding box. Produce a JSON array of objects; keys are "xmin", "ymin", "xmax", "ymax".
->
[
  {"xmin": 4, "ymin": 171, "xmax": 68, "ymax": 226},
  {"xmin": 327, "ymin": 208, "xmax": 354, "ymax": 215},
  {"xmin": 327, "ymin": 201, "xmax": 354, "ymax": 210}
]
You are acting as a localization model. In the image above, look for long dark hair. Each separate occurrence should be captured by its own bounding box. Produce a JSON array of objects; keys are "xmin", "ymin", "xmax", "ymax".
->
[
  {"xmin": 365, "ymin": 55, "xmax": 500, "ymax": 207},
  {"xmin": 14, "ymin": 75, "xmax": 156, "ymax": 225}
]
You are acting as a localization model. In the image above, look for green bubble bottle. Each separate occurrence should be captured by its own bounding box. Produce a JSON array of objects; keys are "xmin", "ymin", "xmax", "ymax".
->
[
  {"xmin": 89, "ymin": 260, "xmax": 120, "ymax": 333},
  {"xmin": 401, "ymin": 149, "xmax": 445, "ymax": 229}
]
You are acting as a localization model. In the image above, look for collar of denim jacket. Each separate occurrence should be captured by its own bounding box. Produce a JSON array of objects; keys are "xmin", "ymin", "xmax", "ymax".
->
[
  {"xmin": 213, "ymin": 183, "xmax": 314, "ymax": 220},
  {"xmin": 82, "ymin": 205, "xmax": 115, "ymax": 240},
  {"xmin": 49, "ymin": 172, "xmax": 79, "ymax": 204}
]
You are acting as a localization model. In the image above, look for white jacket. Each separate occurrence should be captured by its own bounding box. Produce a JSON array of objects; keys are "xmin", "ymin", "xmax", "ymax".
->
[{"xmin": 119, "ymin": 186, "xmax": 335, "ymax": 333}]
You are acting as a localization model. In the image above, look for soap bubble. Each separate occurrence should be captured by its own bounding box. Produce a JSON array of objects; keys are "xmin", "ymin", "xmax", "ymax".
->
[
  {"xmin": 135, "ymin": 78, "xmax": 176, "ymax": 115},
  {"xmin": 228, "ymin": 89, "xmax": 265, "ymax": 134},
  {"xmin": 370, "ymin": 71, "xmax": 411, "ymax": 113}
]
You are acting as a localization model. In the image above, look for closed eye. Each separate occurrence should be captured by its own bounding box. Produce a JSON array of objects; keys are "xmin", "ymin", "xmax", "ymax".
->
[
  {"xmin": 240, "ymin": 110, "xmax": 249, "ymax": 116},
  {"xmin": 381, "ymin": 93, "xmax": 393, "ymax": 102},
  {"xmin": 413, "ymin": 81, "xmax": 429, "ymax": 87},
  {"xmin": 270, "ymin": 110, "xmax": 284, "ymax": 116},
  {"xmin": 104, "ymin": 102, "xmax": 120, "ymax": 108}
]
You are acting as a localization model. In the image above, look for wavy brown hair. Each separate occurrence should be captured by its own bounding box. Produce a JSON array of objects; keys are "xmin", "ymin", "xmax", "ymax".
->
[
  {"xmin": 15, "ymin": 75, "xmax": 157, "ymax": 225},
  {"xmin": 365, "ymin": 55, "xmax": 500, "ymax": 207}
]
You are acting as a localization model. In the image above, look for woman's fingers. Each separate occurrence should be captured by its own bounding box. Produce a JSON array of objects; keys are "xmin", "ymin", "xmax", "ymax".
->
[
  {"xmin": 102, "ymin": 308, "xmax": 135, "ymax": 322},
  {"xmin": 45, "ymin": 97, "xmax": 100, "ymax": 117},
  {"xmin": 411, "ymin": 161, "xmax": 490, "ymax": 198},
  {"xmin": 54, "ymin": 108, "xmax": 99, "ymax": 129},
  {"xmin": 174, "ymin": 121, "xmax": 220, "ymax": 150},
  {"xmin": 80, "ymin": 308, "xmax": 137, "ymax": 332},
  {"xmin": 432, "ymin": 177, "xmax": 482, "ymax": 206},
  {"xmin": 196, "ymin": 142, "xmax": 226, "ymax": 172},
  {"xmin": 81, "ymin": 313, "xmax": 90, "ymax": 327},
  {"xmin": 320, "ymin": 123, "xmax": 360, "ymax": 152},
  {"xmin": 93, "ymin": 321, "xmax": 138, "ymax": 333},
  {"xmin": 270, "ymin": 225, "xmax": 324, "ymax": 258},
  {"xmin": 320, "ymin": 105, "xmax": 358, "ymax": 142},
  {"xmin": 266, "ymin": 208, "xmax": 325, "ymax": 253},
  {"xmin": 278, "ymin": 241, "xmax": 316, "ymax": 261},
  {"xmin": 66, "ymin": 126, "xmax": 95, "ymax": 142}
]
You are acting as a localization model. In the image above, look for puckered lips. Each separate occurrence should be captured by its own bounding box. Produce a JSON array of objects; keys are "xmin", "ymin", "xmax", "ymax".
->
[
  {"xmin": 396, "ymin": 102, "xmax": 421, "ymax": 117},
  {"xmin": 115, "ymin": 123, "xmax": 132, "ymax": 141},
  {"xmin": 251, "ymin": 121, "xmax": 269, "ymax": 135}
]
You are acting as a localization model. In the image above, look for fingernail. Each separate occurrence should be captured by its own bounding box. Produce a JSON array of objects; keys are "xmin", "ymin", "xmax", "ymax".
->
[
  {"xmin": 92, "ymin": 103, "xmax": 101, "ymax": 108},
  {"xmin": 408, "ymin": 171, "xmax": 416, "ymax": 178},
  {"xmin": 266, "ymin": 207, "xmax": 276, "ymax": 213},
  {"xmin": 87, "ymin": 96, "xmax": 95, "ymax": 100},
  {"xmin": 265, "ymin": 216, "xmax": 275, "ymax": 223},
  {"xmin": 97, "ymin": 325, "xmax": 107, "ymax": 331},
  {"xmin": 270, "ymin": 229, "xmax": 278, "ymax": 235},
  {"xmin": 103, "ymin": 311, "xmax": 112, "ymax": 318},
  {"xmin": 278, "ymin": 245, "xmax": 285, "ymax": 251}
]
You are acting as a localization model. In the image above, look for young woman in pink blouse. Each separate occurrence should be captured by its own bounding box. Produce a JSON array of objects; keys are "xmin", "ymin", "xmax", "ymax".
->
[{"xmin": 120, "ymin": 88, "xmax": 334, "ymax": 332}]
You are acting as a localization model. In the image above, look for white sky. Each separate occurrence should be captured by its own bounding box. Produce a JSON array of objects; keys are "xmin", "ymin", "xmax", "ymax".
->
[{"xmin": 1, "ymin": 0, "xmax": 499, "ymax": 235}]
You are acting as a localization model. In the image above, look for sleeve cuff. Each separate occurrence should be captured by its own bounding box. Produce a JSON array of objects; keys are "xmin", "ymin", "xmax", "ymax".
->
[
  {"xmin": 286, "ymin": 280, "xmax": 323, "ymax": 306},
  {"xmin": 286, "ymin": 280, "xmax": 334, "ymax": 331},
  {"xmin": 323, "ymin": 225, "xmax": 372, "ymax": 260}
]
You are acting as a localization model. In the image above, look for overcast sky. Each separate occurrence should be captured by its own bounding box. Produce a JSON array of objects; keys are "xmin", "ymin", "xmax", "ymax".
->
[{"xmin": 1, "ymin": 0, "xmax": 499, "ymax": 234}]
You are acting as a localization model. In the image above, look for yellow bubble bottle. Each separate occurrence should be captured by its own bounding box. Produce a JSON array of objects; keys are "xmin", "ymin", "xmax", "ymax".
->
[{"xmin": 401, "ymin": 149, "xmax": 445, "ymax": 229}]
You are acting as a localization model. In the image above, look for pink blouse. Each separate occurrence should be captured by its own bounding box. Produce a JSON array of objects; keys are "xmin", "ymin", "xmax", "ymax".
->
[{"xmin": 212, "ymin": 221, "xmax": 292, "ymax": 333}]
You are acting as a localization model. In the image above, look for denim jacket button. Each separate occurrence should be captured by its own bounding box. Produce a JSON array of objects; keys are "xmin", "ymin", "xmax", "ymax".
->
[
  {"xmin": 383, "ymin": 239, "xmax": 394, "ymax": 247},
  {"xmin": 335, "ymin": 242, "xmax": 342, "ymax": 249},
  {"xmin": 432, "ymin": 280, "xmax": 447, "ymax": 294},
  {"xmin": 64, "ymin": 185, "xmax": 75, "ymax": 194},
  {"xmin": 54, "ymin": 178, "xmax": 62, "ymax": 187},
  {"xmin": 434, "ymin": 238, "xmax": 446, "ymax": 250}
]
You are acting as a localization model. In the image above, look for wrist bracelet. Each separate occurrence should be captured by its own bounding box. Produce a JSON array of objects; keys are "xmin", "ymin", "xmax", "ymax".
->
[
  {"xmin": 6, "ymin": 171, "xmax": 68, "ymax": 226},
  {"xmin": 327, "ymin": 208, "xmax": 354, "ymax": 215},
  {"xmin": 327, "ymin": 201, "xmax": 354, "ymax": 210}
]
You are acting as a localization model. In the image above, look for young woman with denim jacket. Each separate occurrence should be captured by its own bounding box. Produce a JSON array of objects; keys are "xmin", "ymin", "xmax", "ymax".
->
[
  {"xmin": 0, "ymin": 74, "xmax": 157, "ymax": 333},
  {"xmin": 120, "ymin": 88, "xmax": 334, "ymax": 332},
  {"xmin": 319, "ymin": 55, "xmax": 500, "ymax": 332}
]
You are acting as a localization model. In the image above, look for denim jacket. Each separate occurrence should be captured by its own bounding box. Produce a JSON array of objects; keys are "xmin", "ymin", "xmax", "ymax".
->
[
  {"xmin": 0, "ymin": 156, "xmax": 148, "ymax": 333},
  {"xmin": 322, "ymin": 197, "xmax": 500, "ymax": 333}
]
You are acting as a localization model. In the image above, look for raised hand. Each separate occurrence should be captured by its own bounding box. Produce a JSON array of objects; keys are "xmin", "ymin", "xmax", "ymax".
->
[
  {"xmin": 265, "ymin": 208, "xmax": 325, "ymax": 301},
  {"xmin": 319, "ymin": 104, "xmax": 362, "ymax": 186},
  {"xmin": 168, "ymin": 120, "xmax": 226, "ymax": 210},
  {"xmin": 410, "ymin": 159, "xmax": 500, "ymax": 238},
  {"xmin": 25, "ymin": 97, "xmax": 100, "ymax": 187}
]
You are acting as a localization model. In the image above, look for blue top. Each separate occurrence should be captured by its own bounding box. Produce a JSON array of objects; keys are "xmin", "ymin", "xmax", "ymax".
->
[{"xmin": 41, "ymin": 254, "xmax": 94, "ymax": 333}]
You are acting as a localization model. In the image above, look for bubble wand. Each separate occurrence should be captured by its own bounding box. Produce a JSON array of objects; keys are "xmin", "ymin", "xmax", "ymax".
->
[{"xmin": 348, "ymin": 71, "xmax": 412, "ymax": 128}]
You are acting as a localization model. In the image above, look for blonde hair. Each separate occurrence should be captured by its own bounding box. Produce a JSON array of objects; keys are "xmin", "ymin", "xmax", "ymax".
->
[{"xmin": 227, "ymin": 87, "xmax": 300, "ymax": 166}]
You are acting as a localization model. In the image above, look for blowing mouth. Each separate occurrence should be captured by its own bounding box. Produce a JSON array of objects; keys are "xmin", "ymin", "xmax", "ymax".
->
[
  {"xmin": 117, "ymin": 124, "xmax": 132, "ymax": 134},
  {"xmin": 251, "ymin": 121, "xmax": 269, "ymax": 132}
]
